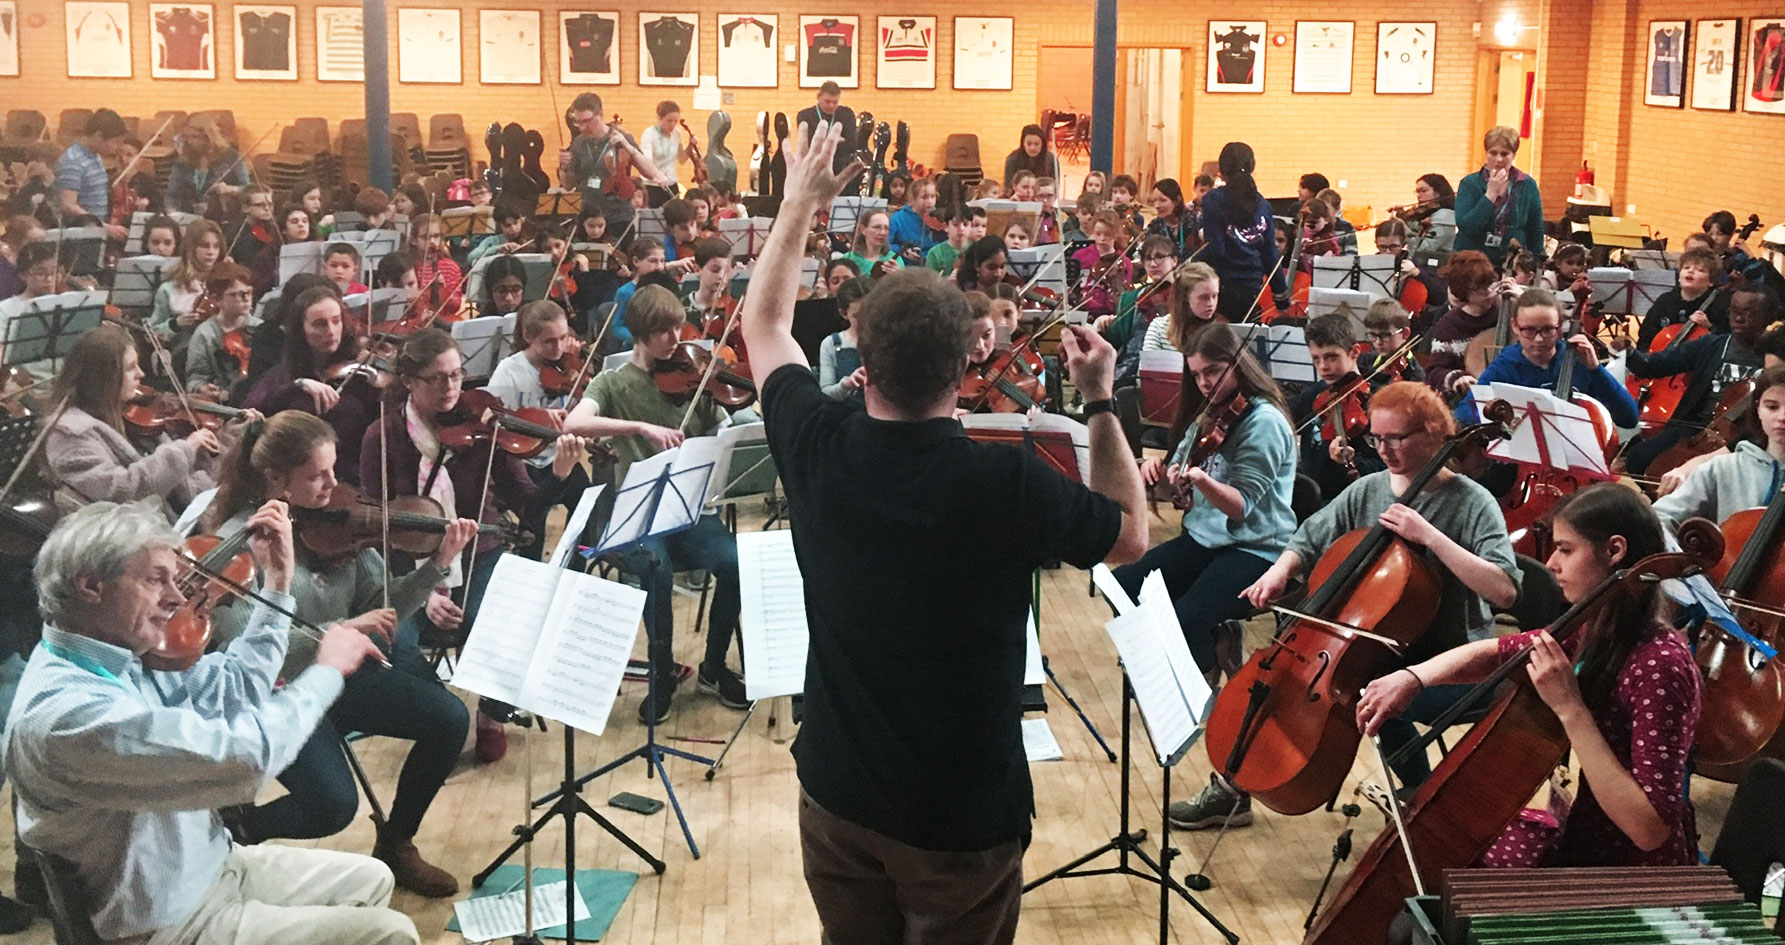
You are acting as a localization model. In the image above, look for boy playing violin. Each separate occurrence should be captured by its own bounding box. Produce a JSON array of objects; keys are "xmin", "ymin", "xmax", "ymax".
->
[
  {"xmin": 182, "ymin": 260, "xmax": 256, "ymax": 395},
  {"xmin": 1291, "ymin": 313, "xmax": 1385, "ymax": 502},
  {"xmin": 468, "ymin": 201, "xmax": 533, "ymax": 264},
  {"xmin": 660, "ymin": 198, "xmax": 701, "ymax": 264},
  {"xmin": 1359, "ymin": 298, "xmax": 1425, "ymax": 385},
  {"xmin": 685, "ymin": 237, "xmax": 737, "ymax": 334},
  {"xmin": 562, "ymin": 285, "xmax": 747, "ymax": 722},
  {"xmin": 925, "ymin": 205, "xmax": 983, "ymax": 276}
]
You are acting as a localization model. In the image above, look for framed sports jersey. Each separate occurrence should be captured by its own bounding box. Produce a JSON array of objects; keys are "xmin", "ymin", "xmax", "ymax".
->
[
  {"xmin": 1375, "ymin": 21, "xmax": 1434, "ymax": 94},
  {"xmin": 560, "ymin": 10, "xmax": 620, "ymax": 85},
  {"xmin": 639, "ymin": 12, "xmax": 697, "ymax": 86},
  {"xmin": 480, "ymin": 9, "xmax": 540, "ymax": 84},
  {"xmin": 397, "ymin": 8, "xmax": 459, "ymax": 84},
  {"xmin": 717, "ymin": 13, "xmax": 777, "ymax": 88},
  {"xmin": 876, "ymin": 15, "xmax": 934, "ymax": 90},
  {"xmin": 1742, "ymin": 16, "xmax": 1785, "ymax": 115},
  {"xmin": 953, "ymin": 16, "xmax": 1012, "ymax": 91},
  {"xmin": 314, "ymin": 6, "xmax": 363, "ymax": 82},
  {"xmin": 234, "ymin": 4, "xmax": 295, "ymax": 80},
  {"xmin": 1207, "ymin": 20, "xmax": 1264, "ymax": 93},
  {"xmin": 0, "ymin": 1, "xmax": 20, "ymax": 77},
  {"xmin": 1293, "ymin": 21, "xmax": 1352, "ymax": 94},
  {"xmin": 800, "ymin": 15, "xmax": 857, "ymax": 88},
  {"xmin": 1692, "ymin": 18, "xmax": 1740, "ymax": 111},
  {"xmin": 149, "ymin": 3, "xmax": 213, "ymax": 78},
  {"xmin": 65, "ymin": 1, "xmax": 131, "ymax": 78},
  {"xmin": 1644, "ymin": 20, "xmax": 1687, "ymax": 107}
]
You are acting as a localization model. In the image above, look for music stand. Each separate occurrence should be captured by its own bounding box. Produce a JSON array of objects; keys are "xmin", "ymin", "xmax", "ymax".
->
[
  {"xmin": 827, "ymin": 197, "xmax": 887, "ymax": 236},
  {"xmin": 342, "ymin": 287, "xmax": 418, "ymax": 330},
  {"xmin": 452, "ymin": 314, "xmax": 516, "ymax": 383},
  {"xmin": 536, "ymin": 189, "xmax": 583, "ymax": 221},
  {"xmin": 0, "ymin": 414, "xmax": 42, "ymax": 492},
  {"xmin": 717, "ymin": 217, "xmax": 774, "ymax": 257},
  {"xmin": 41, "ymin": 228, "xmax": 105, "ymax": 280},
  {"xmin": 633, "ymin": 208, "xmax": 668, "ymax": 244},
  {"xmin": 2, "ymin": 291, "xmax": 106, "ymax": 378},
  {"xmin": 122, "ymin": 210, "xmax": 199, "ymax": 255},
  {"xmin": 338, "ymin": 230, "xmax": 400, "ymax": 286},
  {"xmin": 572, "ymin": 242, "xmax": 616, "ymax": 271},
  {"xmin": 536, "ymin": 444, "xmax": 721, "ymax": 858},
  {"xmin": 330, "ymin": 211, "xmax": 368, "ymax": 234},
  {"xmin": 1307, "ymin": 287, "xmax": 1371, "ymax": 323},
  {"xmin": 278, "ymin": 242, "xmax": 326, "ymax": 285},
  {"xmin": 109, "ymin": 256, "xmax": 176, "ymax": 317},
  {"xmin": 1230, "ymin": 323, "xmax": 1315, "ymax": 385},
  {"xmin": 1626, "ymin": 249, "xmax": 1680, "ymax": 271},
  {"xmin": 1008, "ymin": 245, "xmax": 1067, "ymax": 298},
  {"xmin": 1138, "ymin": 349, "xmax": 1183, "ymax": 428},
  {"xmin": 1311, "ymin": 253, "xmax": 1396, "ymax": 300},
  {"xmin": 973, "ymin": 200, "xmax": 1042, "ymax": 246}
]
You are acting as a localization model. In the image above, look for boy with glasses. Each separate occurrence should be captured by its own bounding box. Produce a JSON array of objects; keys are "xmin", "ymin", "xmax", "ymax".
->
[{"xmin": 182, "ymin": 261, "xmax": 257, "ymax": 392}]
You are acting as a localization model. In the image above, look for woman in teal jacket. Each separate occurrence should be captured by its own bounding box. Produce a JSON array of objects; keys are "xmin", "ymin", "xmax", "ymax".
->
[{"xmin": 1454, "ymin": 125, "xmax": 1544, "ymax": 268}]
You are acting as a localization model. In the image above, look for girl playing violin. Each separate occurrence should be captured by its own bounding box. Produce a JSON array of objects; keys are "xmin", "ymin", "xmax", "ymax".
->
[
  {"xmin": 205, "ymin": 410, "xmax": 478, "ymax": 897},
  {"xmin": 1071, "ymin": 211, "xmax": 1134, "ymax": 321},
  {"xmin": 1116, "ymin": 322, "xmax": 1296, "ymax": 686},
  {"xmin": 409, "ymin": 213, "xmax": 464, "ymax": 321},
  {"xmin": 954, "ymin": 236, "xmax": 1009, "ymax": 294},
  {"xmin": 181, "ymin": 260, "xmax": 255, "ymax": 394},
  {"xmin": 243, "ymin": 287, "xmax": 377, "ymax": 484},
  {"xmin": 149, "ymin": 218, "xmax": 225, "ymax": 349},
  {"xmin": 41, "ymin": 323, "xmax": 243, "ymax": 519},
  {"xmin": 1145, "ymin": 262, "xmax": 1222, "ymax": 354},
  {"xmin": 1099, "ymin": 235, "xmax": 1178, "ymax": 374},
  {"xmin": 1357, "ymin": 483, "xmax": 1700, "ymax": 868},
  {"xmin": 843, "ymin": 209, "xmax": 903, "ymax": 279},
  {"xmin": 818, "ymin": 277, "xmax": 871, "ymax": 402},
  {"xmin": 561, "ymin": 285, "xmax": 747, "ymax": 723},
  {"xmin": 366, "ymin": 327, "xmax": 586, "ymax": 762},
  {"xmin": 484, "ymin": 300, "xmax": 598, "ymax": 560},
  {"xmin": 141, "ymin": 214, "xmax": 180, "ymax": 259},
  {"xmin": 1404, "ymin": 173, "xmax": 1457, "ymax": 257}
]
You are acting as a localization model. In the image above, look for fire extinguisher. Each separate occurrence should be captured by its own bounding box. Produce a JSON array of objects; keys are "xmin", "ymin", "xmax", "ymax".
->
[{"xmin": 1574, "ymin": 161, "xmax": 1595, "ymax": 199}]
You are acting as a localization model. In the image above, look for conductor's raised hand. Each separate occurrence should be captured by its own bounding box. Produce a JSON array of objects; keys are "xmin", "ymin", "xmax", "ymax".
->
[
  {"xmin": 1058, "ymin": 325, "xmax": 1115, "ymax": 401},
  {"xmin": 245, "ymin": 500, "xmax": 296, "ymax": 593},
  {"xmin": 781, "ymin": 123, "xmax": 865, "ymax": 214}
]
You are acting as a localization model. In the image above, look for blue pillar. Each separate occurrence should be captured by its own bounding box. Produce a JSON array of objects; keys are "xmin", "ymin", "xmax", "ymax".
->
[
  {"xmin": 1090, "ymin": 0, "xmax": 1117, "ymax": 173},
  {"xmin": 363, "ymin": 0, "xmax": 392, "ymax": 192}
]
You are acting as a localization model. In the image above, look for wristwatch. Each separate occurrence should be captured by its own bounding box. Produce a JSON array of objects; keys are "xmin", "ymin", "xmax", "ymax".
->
[{"xmin": 1081, "ymin": 398, "xmax": 1116, "ymax": 419}]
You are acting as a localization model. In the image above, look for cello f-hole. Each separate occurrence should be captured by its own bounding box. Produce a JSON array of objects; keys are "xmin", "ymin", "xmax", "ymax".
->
[{"xmin": 1305, "ymin": 650, "xmax": 1332, "ymax": 702}]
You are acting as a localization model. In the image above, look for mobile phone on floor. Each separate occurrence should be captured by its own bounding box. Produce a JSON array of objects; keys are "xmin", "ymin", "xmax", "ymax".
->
[{"xmin": 609, "ymin": 791, "xmax": 663, "ymax": 815}]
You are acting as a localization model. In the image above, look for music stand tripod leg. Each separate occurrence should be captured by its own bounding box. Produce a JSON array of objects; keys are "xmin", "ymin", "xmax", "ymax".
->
[{"xmin": 705, "ymin": 700, "xmax": 759, "ymax": 781}]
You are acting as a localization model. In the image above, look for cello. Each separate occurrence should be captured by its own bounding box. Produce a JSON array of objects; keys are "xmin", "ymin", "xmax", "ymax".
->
[
  {"xmin": 1626, "ymin": 287, "xmax": 1721, "ymax": 431},
  {"xmin": 1303, "ymin": 524, "xmax": 1721, "ymax": 945},
  {"xmin": 1201, "ymin": 401, "xmax": 1516, "ymax": 815},
  {"xmin": 1690, "ymin": 472, "xmax": 1785, "ymax": 779}
]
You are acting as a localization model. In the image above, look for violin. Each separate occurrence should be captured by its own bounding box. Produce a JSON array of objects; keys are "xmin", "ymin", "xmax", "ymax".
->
[
  {"xmin": 1689, "ymin": 476, "xmax": 1785, "ymax": 780},
  {"xmin": 1260, "ymin": 208, "xmax": 1314, "ymax": 323},
  {"xmin": 1201, "ymin": 401, "xmax": 1516, "ymax": 815},
  {"xmin": 958, "ymin": 349, "xmax": 1047, "ymax": 414},
  {"xmin": 123, "ymin": 389, "xmax": 247, "ymax": 439},
  {"xmin": 680, "ymin": 118, "xmax": 709, "ymax": 188},
  {"xmin": 1626, "ymin": 287, "xmax": 1720, "ymax": 431},
  {"xmin": 221, "ymin": 327, "xmax": 252, "ymax": 381},
  {"xmin": 652, "ymin": 341, "xmax": 756, "ymax": 409},
  {"xmin": 1312, "ymin": 372, "xmax": 1371, "ymax": 480},
  {"xmin": 143, "ymin": 529, "xmax": 258, "ymax": 672},
  {"xmin": 1305, "ymin": 523, "xmax": 1720, "ymax": 945},
  {"xmin": 538, "ymin": 338, "xmax": 598, "ymax": 400},
  {"xmin": 1390, "ymin": 251, "xmax": 1430, "ymax": 314},
  {"xmin": 438, "ymin": 388, "xmax": 619, "ymax": 466},
  {"xmin": 601, "ymin": 116, "xmax": 637, "ymax": 201},
  {"xmin": 1166, "ymin": 391, "xmax": 1251, "ymax": 509},
  {"xmin": 289, "ymin": 482, "xmax": 509, "ymax": 562}
]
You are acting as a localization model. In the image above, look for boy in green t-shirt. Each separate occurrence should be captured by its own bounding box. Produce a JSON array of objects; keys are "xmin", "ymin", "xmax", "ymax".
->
[
  {"xmin": 564, "ymin": 284, "xmax": 746, "ymax": 723},
  {"xmin": 925, "ymin": 205, "xmax": 985, "ymax": 276}
]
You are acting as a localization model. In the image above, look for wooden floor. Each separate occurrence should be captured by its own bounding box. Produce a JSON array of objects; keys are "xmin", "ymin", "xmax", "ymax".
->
[{"xmin": 0, "ymin": 508, "xmax": 1739, "ymax": 945}]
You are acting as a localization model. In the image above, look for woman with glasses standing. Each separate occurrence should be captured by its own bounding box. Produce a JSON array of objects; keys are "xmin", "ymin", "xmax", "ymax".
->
[{"xmin": 364, "ymin": 327, "xmax": 585, "ymax": 763}]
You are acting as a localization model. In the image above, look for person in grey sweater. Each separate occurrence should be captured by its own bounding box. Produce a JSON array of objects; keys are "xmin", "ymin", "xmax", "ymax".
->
[
  {"xmin": 1652, "ymin": 365, "xmax": 1785, "ymax": 532},
  {"xmin": 204, "ymin": 411, "xmax": 478, "ymax": 900}
]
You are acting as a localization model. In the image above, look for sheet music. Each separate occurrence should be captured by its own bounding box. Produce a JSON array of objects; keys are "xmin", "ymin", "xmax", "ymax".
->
[
  {"xmin": 1104, "ymin": 570, "xmax": 1209, "ymax": 765},
  {"xmin": 451, "ymin": 555, "xmax": 563, "ymax": 707},
  {"xmin": 453, "ymin": 879, "xmax": 589, "ymax": 943},
  {"xmin": 707, "ymin": 422, "xmax": 776, "ymax": 505},
  {"xmin": 1022, "ymin": 718, "xmax": 1063, "ymax": 762},
  {"xmin": 1471, "ymin": 383, "xmax": 1612, "ymax": 477},
  {"xmin": 960, "ymin": 413, "xmax": 1091, "ymax": 485},
  {"xmin": 519, "ymin": 572, "xmax": 645, "ymax": 735},
  {"xmin": 1229, "ymin": 323, "xmax": 1314, "ymax": 384},
  {"xmin": 173, "ymin": 488, "xmax": 217, "ymax": 536},
  {"xmin": 1138, "ymin": 349, "xmax": 1183, "ymax": 375},
  {"xmin": 549, "ymin": 485, "xmax": 604, "ymax": 569},
  {"xmin": 737, "ymin": 529, "xmax": 810, "ymax": 701},
  {"xmin": 279, "ymin": 242, "xmax": 326, "ymax": 284},
  {"xmin": 1092, "ymin": 563, "xmax": 1136, "ymax": 616},
  {"xmin": 1024, "ymin": 612, "xmax": 1043, "ymax": 686}
]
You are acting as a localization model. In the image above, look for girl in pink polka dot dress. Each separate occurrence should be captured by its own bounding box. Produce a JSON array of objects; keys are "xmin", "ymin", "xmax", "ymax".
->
[{"xmin": 1358, "ymin": 483, "xmax": 1700, "ymax": 869}]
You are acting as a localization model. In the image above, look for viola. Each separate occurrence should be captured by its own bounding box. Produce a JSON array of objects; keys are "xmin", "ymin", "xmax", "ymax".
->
[
  {"xmin": 651, "ymin": 341, "xmax": 756, "ymax": 409},
  {"xmin": 437, "ymin": 388, "xmax": 618, "ymax": 465},
  {"xmin": 144, "ymin": 530, "xmax": 258, "ymax": 672},
  {"xmin": 958, "ymin": 349, "xmax": 1047, "ymax": 414},
  {"xmin": 680, "ymin": 118, "xmax": 709, "ymax": 188},
  {"xmin": 1304, "ymin": 523, "xmax": 1720, "ymax": 945},
  {"xmin": 1202, "ymin": 401, "xmax": 1516, "ymax": 815},
  {"xmin": 1313, "ymin": 372, "xmax": 1372, "ymax": 480},
  {"xmin": 1166, "ymin": 391, "xmax": 1251, "ymax": 510},
  {"xmin": 290, "ymin": 483, "xmax": 509, "ymax": 562},
  {"xmin": 1626, "ymin": 290, "xmax": 1719, "ymax": 430},
  {"xmin": 123, "ymin": 389, "xmax": 247, "ymax": 439},
  {"xmin": 1689, "ymin": 477, "xmax": 1785, "ymax": 780}
]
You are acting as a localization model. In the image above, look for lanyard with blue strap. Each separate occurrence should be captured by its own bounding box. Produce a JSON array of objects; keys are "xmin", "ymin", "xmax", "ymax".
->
[{"xmin": 39, "ymin": 640, "xmax": 128, "ymax": 687}]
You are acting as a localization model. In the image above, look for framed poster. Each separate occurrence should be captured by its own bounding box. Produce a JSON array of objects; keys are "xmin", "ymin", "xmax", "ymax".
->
[
  {"xmin": 639, "ymin": 12, "xmax": 697, "ymax": 86},
  {"xmin": 1742, "ymin": 16, "xmax": 1785, "ymax": 115},
  {"xmin": 954, "ymin": 16, "xmax": 1013, "ymax": 90},
  {"xmin": 480, "ymin": 9, "xmax": 540, "ymax": 84},
  {"xmin": 1293, "ymin": 21, "xmax": 1352, "ymax": 93},
  {"xmin": 717, "ymin": 13, "xmax": 777, "ymax": 88},
  {"xmin": 234, "ymin": 4, "xmax": 295, "ymax": 80},
  {"xmin": 560, "ymin": 10, "xmax": 620, "ymax": 85},
  {"xmin": 799, "ymin": 15, "xmax": 858, "ymax": 88},
  {"xmin": 0, "ymin": 1, "xmax": 16, "ymax": 77},
  {"xmin": 397, "ymin": 8, "xmax": 460, "ymax": 84},
  {"xmin": 1375, "ymin": 21, "xmax": 1434, "ymax": 94},
  {"xmin": 1208, "ymin": 20, "xmax": 1264, "ymax": 93},
  {"xmin": 876, "ymin": 15, "xmax": 935, "ymax": 89},
  {"xmin": 149, "ymin": 3, "xmax": 213, "ymax": 78},
  {"xmin": 315, "ymin": 6, "xmax": 363, "ymax": 82},
  {"xmin": 66, "ymin": 1, "xmax": 132, "ymax": 78},
  {"xmin": 1692, "ymin": 18, "xmax": 1740, "ymax": 111},
  {"xmin": 1643, "ymin": 19, "xmax": 1687, "ymax": 107}
]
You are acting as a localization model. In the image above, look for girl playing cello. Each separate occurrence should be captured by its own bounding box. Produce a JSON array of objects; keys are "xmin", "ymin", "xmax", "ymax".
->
[{"xmin": 1358, "ymin": 483, "xmax": 1700, "ymax": 868}]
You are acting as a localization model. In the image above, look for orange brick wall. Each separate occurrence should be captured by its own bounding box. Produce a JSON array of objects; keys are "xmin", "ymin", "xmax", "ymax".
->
[{"xmin": 10, "ymin": 0, "xmax": 1768, "ymax": 243}]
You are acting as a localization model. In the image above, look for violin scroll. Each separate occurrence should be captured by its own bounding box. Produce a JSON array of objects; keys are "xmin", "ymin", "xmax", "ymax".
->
[{"xmin": 1672, "ymin": 517, "xmax": 1727, "ymax": 575}]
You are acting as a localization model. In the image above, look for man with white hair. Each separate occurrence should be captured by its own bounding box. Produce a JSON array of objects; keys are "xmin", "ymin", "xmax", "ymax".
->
[{"xmin": 2, "ymin": 499, "xmax": 412, "ymax": 945}]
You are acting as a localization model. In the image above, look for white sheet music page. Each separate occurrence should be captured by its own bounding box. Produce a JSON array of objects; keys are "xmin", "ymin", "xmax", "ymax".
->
[
  {"xmin": 1024, "ymin": 612, "xmax": 1044, "ymax": 687},
  {"xmin": 737, "ymin": 529, "xmax": 810, "ymax": 701},
  {"xmin": 451, "ymin": 554, "xmax": 562, "ymax": 708},
  {"xmin": 548, "ymin": 485, "xmax": 604, "ymax": 569},
  {"xmin": 520, "ymin": 571, "xmax": 645, "ymax": 736},
  {"xmin": 1104, "ymin": 570, "xmax": 1208, "ymax": 765},
  {"xmin": 1022, "ymin": 718, "xmax": 1063, "ymax": 762}
]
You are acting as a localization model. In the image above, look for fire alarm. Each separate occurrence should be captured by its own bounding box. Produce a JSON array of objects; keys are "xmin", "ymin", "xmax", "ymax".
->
[
  {"xmin": 1273, "ymin": 33, "xmax": 1287, "ymax": 46},
  {"xmin": 27, "ymin": 12, "xmax": 47, "ymax": 28}
]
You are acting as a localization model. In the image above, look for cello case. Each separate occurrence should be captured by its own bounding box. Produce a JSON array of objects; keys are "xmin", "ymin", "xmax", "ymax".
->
[
  {"xmin": 770, "ymin": 113, "xmax": 790, "ymax": 197},
  {"xmin": 706, "ymin": 111, "xmax": 737, "ymax": 195}
]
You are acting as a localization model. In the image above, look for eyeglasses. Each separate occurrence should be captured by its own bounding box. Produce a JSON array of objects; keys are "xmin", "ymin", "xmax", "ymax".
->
[
  {"xmin": 224, "ymin": 289, "xmax": 254, "ymax": 300},
  {"xmin": 1142, "ymin": 254, "xmax": 1176, "ymax": 263},
  {"xmin": 1513, "ymin": 324, "xmax": 1560, "ymax": 339},
  {"xmin": 1366, "ymin": 330, "xmax": 1401, "ymax": 341},
  {"xmin": 1365, "ymin": 431, "xmax": 1420, "ymax": 449},
  {"xmin": 416, "ymin": 369, "xmax": 466, "ymax": 386}
]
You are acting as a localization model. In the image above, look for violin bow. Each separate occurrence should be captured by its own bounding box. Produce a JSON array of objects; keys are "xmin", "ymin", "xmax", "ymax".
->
[
  {"xmin": 139, "ymin": 325, "xmax": 206, "ymax": 431},
  {"xmin": 179, "ymin": 548, "xmax": 392, "ymax": 669},
  {"xmin": 677, "ymin": 289, "xmax": 749, "ymax": 433},
  {"xmin": 1290, "ymin": 330, "xmax": 1429, "ymax": 437},
  {"xmin": 108, "ymin": 115, "xmax": 179, "ymax": 191},
  {"xmin": 222, "ymin": 124, "xmax": 283, "ymax": 258}
]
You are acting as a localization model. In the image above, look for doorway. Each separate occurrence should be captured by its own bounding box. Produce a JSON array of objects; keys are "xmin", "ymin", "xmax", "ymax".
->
[
  {"xmin": 1474, "ymin": 49, "xmax": 1539, "ymax": 158},
  {"xmin": 1036, "ymin": 45, "xmax": 1194, "ymax": 198}
]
